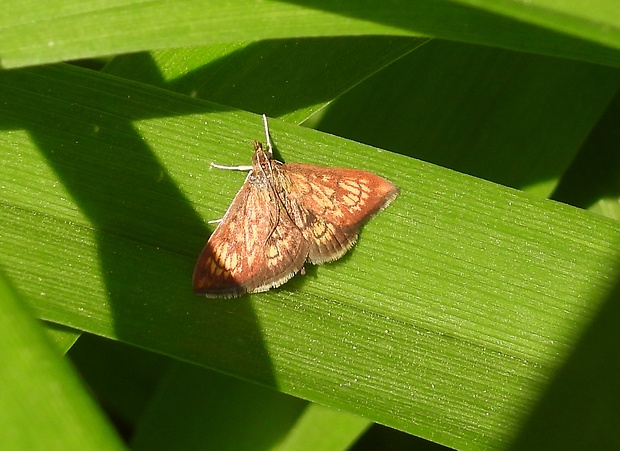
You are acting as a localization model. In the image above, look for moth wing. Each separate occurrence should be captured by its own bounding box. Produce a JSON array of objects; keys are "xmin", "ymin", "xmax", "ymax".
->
[
  {"xmin": 193, "ymin": 181, "xmax": 308, "ymax": 298},
  {"xmin": 284, "ymin": 164, "xmax": 398, "ymax": 264}
]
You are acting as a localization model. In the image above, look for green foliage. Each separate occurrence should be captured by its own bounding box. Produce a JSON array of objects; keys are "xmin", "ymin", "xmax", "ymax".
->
[{"xmin": 1, "ymin": 1, "xmax": 620, "ymax": 450}]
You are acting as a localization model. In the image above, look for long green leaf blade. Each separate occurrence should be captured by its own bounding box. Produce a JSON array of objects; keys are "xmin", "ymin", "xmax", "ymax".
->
[
  {"xmin": 2, "ymin": 64, "xmax": 620, "ymax": 449},
  {"xmin": 0, "ymin": 272, "xmax": 124, "ymax": 449},
  {"xmin": 2, "ymin": 0, "xmax": 620, "ymax": 68}
]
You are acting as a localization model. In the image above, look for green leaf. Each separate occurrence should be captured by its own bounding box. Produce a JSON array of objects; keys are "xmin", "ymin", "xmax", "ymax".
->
[
  {"xmin": 43, "ymin": 321, "xmax": 82, "ymax": 353},
  {"xmin": 127, "ymin": 358, "xmax": 369, "ymax": 450},
  {"xmin": 552, "ymin": 92, "xmax": 620, "ymax": 219},
  {"xmin": 273, "ymin": 403, "xmax": 371, "ymax": 451},
  {"xmin": 131, "ymin": 362, "xmax": 307, "ymax": 450},
  {"xmin": 2, "ymin": 0, "xmax": 620, "ymax": 68},
  {"xmin": 0, "ymin": 271, "xmax": 124, "ymax": 449},
  {"xmin": 69, "ymin": 334, "xmax": 171, "ymax": 428},
  {"xmin": 2, "ymin": 60, "xmax": 620, "ymax": 450},
  {"xmin": 453, "ymin": 0, "xmax": 620, "ymax": 48},
  {"xmin": 317, "ymin": 39, "xmax": 620, "ymax": 196},
  {"xmin": 103, "ymin": 36, "xmax": 426, "ymax": 123}
]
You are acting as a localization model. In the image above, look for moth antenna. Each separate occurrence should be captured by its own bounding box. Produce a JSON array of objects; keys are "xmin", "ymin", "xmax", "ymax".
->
[{"xmin": 262, "ymin": 114, "xmax": 273, "ymax": 157}]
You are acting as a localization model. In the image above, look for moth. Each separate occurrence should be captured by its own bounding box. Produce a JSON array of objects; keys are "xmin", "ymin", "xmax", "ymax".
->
[{"xmin": 193, "ymin": 115, "xmax": 399, "ymax": 298}]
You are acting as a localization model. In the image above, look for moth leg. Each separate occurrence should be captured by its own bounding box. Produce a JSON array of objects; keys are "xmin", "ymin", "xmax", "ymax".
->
[{"xmin": 210, "ymin": 162, "xmax": 253, "ymax": 171}]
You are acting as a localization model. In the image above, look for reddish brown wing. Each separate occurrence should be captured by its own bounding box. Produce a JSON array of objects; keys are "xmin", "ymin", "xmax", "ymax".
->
[
  {"xmin": 283, "ymin": 164, "xmax": 399, "ymax": 264},
  {"xmin": 192, "ymin": 180, "xmax": 309, "ymax": 298}
]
